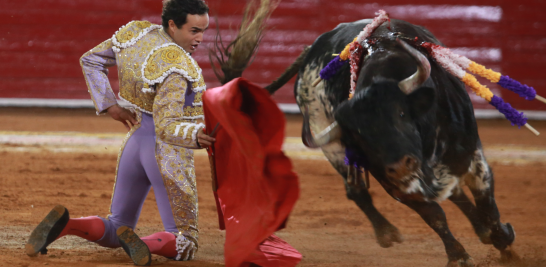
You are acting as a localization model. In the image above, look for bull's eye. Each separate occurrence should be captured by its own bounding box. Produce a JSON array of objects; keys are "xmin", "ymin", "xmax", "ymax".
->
[{"xmin": 400, "ymin": 111, "xmax": 405, "ymax": 118}]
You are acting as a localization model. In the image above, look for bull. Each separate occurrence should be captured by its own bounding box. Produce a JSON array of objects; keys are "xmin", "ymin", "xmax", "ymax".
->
[
  {"xmin": 267, "ymin": 18, "xmax": 518, "ymax": 266},
  {"xmin": 209, "ymin": 3, "xmax": 520, "ymax": 263}
]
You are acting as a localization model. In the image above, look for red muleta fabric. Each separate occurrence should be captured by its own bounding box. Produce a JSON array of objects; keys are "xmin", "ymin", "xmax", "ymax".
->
[{"xmin": 203, "ymin": 78, "xmax": 301, "ymax": 267}]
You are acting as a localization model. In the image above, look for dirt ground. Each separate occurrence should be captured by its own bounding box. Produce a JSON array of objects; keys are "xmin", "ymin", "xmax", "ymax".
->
[{"xmin": 1, "ymin": 107, "xmax": 546, "ymax": 267}]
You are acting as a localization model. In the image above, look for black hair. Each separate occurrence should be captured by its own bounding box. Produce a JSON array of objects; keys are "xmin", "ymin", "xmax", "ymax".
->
[{"xmin": 161, "ymin": 0, "xmax": 209, "ymax": 30}]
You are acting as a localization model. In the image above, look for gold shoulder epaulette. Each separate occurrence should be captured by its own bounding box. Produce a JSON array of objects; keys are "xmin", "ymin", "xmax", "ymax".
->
[
  {"xmin": 111, "ymin": 20, "xmax": 162, "ymax": 52},
  {"xmin": 141, "ymin": 43, "xmax": 203, "ymax": 86}
]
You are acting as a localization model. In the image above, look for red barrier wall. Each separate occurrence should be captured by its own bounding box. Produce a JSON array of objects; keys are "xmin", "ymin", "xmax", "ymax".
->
[{"xmin": 1, "ymin": 0, "xmax": 545, "ymax": 110}]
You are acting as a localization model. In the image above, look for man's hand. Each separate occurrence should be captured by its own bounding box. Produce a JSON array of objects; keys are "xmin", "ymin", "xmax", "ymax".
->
[
  {"xmin": 106, "ymin": 104, "xmax": 139, "ymax": 131},
  {"xmin": 197, "ymin": 128, "xmax": 216, "ymax": 148}
]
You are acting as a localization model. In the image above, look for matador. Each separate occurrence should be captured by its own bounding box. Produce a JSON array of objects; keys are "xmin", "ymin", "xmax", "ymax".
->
[{"xmin": 26, "ymin": 0, "xmax": 214, "ymax": 265}]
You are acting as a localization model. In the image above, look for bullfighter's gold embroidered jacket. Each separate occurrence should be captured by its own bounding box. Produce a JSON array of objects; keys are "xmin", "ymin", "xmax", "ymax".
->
[{"xmin": 80, "ymin": 20, "xmax": 206, "ymax": 245}]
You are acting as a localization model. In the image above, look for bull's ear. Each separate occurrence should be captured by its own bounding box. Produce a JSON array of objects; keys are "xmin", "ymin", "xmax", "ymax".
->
[{"xmin": 407, "ymin": 87, "xmax": 435, "ymax": 117}]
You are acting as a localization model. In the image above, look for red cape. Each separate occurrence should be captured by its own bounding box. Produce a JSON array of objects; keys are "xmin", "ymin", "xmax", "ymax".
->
[{"xmin": 203, "ymin": 78, "xmax": 300, "ymax": 267}]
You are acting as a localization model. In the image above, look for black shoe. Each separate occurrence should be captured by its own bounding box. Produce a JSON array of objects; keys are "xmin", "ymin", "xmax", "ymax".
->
[
  {"xmin": 25, "ymin": 205, "xmax": 69, "ymax": 257},
  {"xmin": 116, "ymin": 226, "xmax": 151, "ymax": 266}
]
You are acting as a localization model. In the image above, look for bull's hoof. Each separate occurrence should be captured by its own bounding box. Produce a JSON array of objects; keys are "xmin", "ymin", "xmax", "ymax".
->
[
  {"xmin": 491, "ymin": 222, "xmax": 516, "ymax": 250},
  {"xmin": 500, "ymin": 245, "xmax": 520, "ymax": 263},
  {"xmin": 478, "ymin": 229, "xmax": 492, "ymax": 244},
  {"xmin": 375, "ymin": 224, "xmax": 403, "ymax": 248},
  {"xmin": 446, "ymin": 257, "xmax": 474, "ymax": 267},
  {"xmin": 505, "ymin": 223, "xmax": 516, "ymax": 245}
]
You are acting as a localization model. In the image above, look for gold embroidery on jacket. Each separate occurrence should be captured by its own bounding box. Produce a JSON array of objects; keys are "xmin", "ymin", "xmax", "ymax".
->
[
  {"xmin": 194, "ymin": 92, "xmax": 203, "ymax": 103},
  {"xmin": 115, "ymin": 22, "xmax": 171, "ymax": 113},
  {"xmin": 155, "ymin": 142, "xmax": 199, "ymax": 245},
  {"xmin": 192, "ymin": 76, "xmax": 206, "ymax": 90},
  {"xmin": 115, "ymin": 21, "xmax": 153, "ymax": 44},
  {"xmin": 161, "ymin": 47, "xmax": 182, "ymax": 63},
  {"xmin": 183, "ymin": 106, "xmax": 203, "ymax": 119},
  {"xmin": 142, "ymin": 45, "xmax": 200, "ymax": 83},
  {"xmin": 154, "ymin": 75, "xmax": 200, "ymax": 148},
  {"xmin": 143, "ymin": 44, "xmax": 205, "ymax": 119}
]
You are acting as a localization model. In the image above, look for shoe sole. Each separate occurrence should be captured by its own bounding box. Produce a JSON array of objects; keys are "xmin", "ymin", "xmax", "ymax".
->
[
  {"xmin": 25, "ymin": 205, "xmax": 69, "ymax": 257},
  {"xmin": 117, "ymin": 226, "xmax": 151, "ymax": 266}
]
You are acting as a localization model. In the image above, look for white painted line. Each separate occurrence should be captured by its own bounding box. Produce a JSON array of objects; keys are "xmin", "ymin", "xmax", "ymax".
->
[
  {"xmin": 0, "ymin": 98, "xmax": 302, "ymax": 114},
  {"xmin": 1, "ymin": 132, "xmax": 545, "ymax": 165},
  {"xmin": 0, "ymin": 98, "xmax": 95, "ymax": 108},
  {"xmin": 0, "ymin": 98, "xmax": 133, "ymax": 109},
  {"xmin": 278, "ymin": 103, "xmax": 300, "ymax": 113}
]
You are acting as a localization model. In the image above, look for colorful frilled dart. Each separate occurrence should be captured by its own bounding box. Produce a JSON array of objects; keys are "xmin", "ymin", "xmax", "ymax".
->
[
  {"xmin": 348, "ymin": 42, "xmax": 364, "ymax": 99},
  {"xmin": 422, "ymin": 42, "xmax": 540, "ymax": 135},
  {"xmin": 312, "ymin": 10, "xmax": 390, "ymax": 89},
  {"xmin": 315, "ymin": 9, "xmax": 541, "ymax": 135},
  {"xmin": 422, "ymin": 42, "xmax": 546, "ymax": 105}
]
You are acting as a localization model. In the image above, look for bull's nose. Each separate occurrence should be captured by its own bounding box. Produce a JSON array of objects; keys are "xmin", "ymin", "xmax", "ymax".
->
[{"xmin": 385, "ymin": 155, "xmax": 419, "ymax": 180}]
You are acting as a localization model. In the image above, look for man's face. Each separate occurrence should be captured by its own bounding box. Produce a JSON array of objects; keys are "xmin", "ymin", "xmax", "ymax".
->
[{"xmin": 168, "ymin": 14, "xmax": 209, "ymax": 54}]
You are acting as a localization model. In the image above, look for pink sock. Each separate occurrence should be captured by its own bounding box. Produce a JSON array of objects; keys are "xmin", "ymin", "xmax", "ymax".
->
[
  {"xmin": 141, "ymin": 232, "xmax": 177, "ymax": 258},
  {"xmin": 57, "ymin": 216, "xmax": 105, "ymax": 241}
]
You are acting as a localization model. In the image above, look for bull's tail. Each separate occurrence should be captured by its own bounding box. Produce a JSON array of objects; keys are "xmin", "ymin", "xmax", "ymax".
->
[
  {"xmin": 209, "ymin": 0, "xmax": 310, "ymax": 95},
  {"xmin": 209, "ymin": 0, "xmax": 279, "ymax": 85},
  {"xmin": 265, "ymin": 46, "xmax": 310, "ymax": 95}
]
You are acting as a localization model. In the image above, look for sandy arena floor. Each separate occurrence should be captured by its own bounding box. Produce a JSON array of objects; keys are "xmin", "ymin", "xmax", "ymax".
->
[{"xmin": 1, "ymin": 107, "xmax": 546, "ymax": 267}]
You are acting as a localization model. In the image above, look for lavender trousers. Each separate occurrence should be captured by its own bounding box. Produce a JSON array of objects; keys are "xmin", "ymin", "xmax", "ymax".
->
[{"xmin": 95, "ymin": 113, "xmax": 178, "ymax": 248}]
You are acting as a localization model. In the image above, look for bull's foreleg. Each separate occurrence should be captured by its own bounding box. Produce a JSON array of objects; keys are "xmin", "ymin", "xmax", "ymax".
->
[
  {"xmin": 467, "ymin": 169, "xmax": 518, "ymax": 262},
  {"xmin": 466, "ymin": 151, "xmax": 518, "ymax": 262},
  {"xmin": 322, "ymin": 143, "xmax": 403, "ymax": 248},
  {"xmin": 402, "ymin": 200, "xmax": 474, "ymax": 267},
  {"xmin": 448, "ymin": 190, "xmax": 492, "ymax": 244},
  {"xmin": 343, "ymin": 178, "xmax": 403, "ymax": 248}
]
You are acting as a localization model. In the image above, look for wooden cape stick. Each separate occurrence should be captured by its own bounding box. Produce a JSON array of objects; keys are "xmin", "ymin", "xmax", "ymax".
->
[{"xmin": 206, "ymin": 123, "xmax": 221, "ymax": 192}]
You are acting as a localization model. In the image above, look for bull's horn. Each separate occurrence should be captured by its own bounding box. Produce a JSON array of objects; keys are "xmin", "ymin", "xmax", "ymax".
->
[
  {"xmin": 302, "ymin": 121, "xmax": 341, "ymax": 148},
  {"xmin": 301, "ymin": 106, "xmax": 341, "ymax": 148},
  {"xmin": 397, "ymin": 38, "xmax": 431, "ymax": 95}
]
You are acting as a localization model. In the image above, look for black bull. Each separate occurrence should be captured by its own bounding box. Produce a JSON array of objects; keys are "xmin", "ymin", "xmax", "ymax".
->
[{"xmin": 289, "ymin": 19, "xmax": 518, "ymax": 266}]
